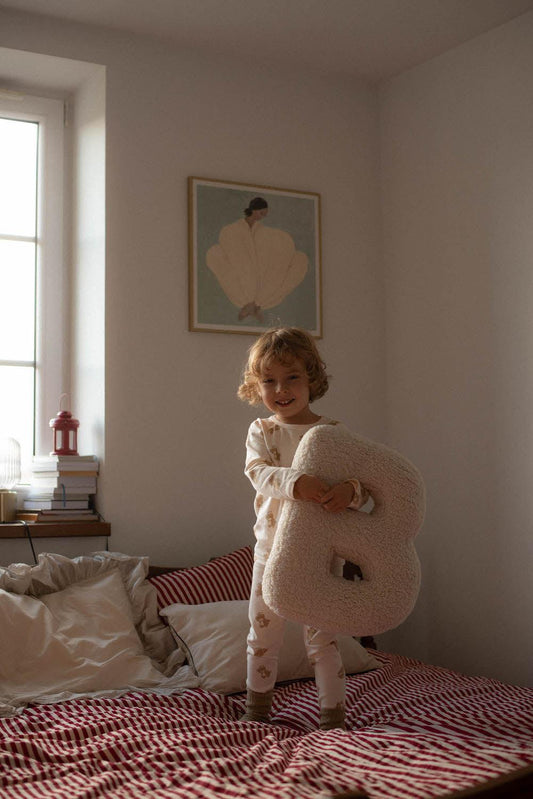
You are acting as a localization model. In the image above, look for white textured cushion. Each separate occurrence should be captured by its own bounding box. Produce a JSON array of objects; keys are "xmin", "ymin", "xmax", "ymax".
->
[
  {"xmin": 0, "ymin": 569, "xmax": 196, "ymax": 711},
  {"xmin": 160, "ymin": 598, "xmax": 379, "ymax": 694},
  {"xmin": 263, "ymin": 424, "xmax": 425, "ymax": 636}
]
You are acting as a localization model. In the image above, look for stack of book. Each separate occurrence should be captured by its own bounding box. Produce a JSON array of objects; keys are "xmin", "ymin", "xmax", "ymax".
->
[{"xmin": 19, "ymin": 454, "xmax": 100, "ymax": 523}]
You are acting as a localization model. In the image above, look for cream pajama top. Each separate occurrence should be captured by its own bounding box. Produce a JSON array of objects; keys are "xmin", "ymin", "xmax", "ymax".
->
[{"xmin": 245, "ymin": 415, "xmax": 367, "ymax": 564}]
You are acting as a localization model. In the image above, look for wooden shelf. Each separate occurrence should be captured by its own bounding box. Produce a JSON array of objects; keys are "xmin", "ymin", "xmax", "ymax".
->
[{"xmin": 0, "ymin": 521, "xmax": 111, "ymax": 539}]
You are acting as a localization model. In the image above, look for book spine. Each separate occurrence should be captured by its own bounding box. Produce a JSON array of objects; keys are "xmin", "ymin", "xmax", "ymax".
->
[
  {"xmin": 23, "ymin": 501, "xmax": 90, "ymax": 510},
  {"xmin": 29, "ymin": 478, "xmax": 97, "ymax": 488},
  {"xmin": 31, "ymin": 470, "xmax": 98, "ymax": 477}
]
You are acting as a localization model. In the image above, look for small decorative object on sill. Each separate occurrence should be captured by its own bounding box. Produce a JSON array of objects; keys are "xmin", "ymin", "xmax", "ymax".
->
[
  {"xmin": 0, "ymin": 436, "xmax": 21, "ymax": 522},
  {"xmin": 49, "ymin": 394, "xmax": 79, "ymax": 456}
]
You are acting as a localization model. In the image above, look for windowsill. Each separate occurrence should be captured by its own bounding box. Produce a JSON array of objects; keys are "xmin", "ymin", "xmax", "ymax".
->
[{"xmin": 0, "ymin": 521, "xmax": 110, "ymax": 539}]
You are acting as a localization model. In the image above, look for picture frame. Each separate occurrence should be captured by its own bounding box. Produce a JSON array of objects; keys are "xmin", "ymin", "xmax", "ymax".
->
[{"xmin": 188, "ymin": 177, "xmax": 322, "ymax": 336}]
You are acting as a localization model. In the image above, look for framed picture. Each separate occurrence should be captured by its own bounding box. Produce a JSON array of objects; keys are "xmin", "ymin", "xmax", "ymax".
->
[{"xmin": 188, "ymin": 177, "xmax": 322, "ymax": 336}]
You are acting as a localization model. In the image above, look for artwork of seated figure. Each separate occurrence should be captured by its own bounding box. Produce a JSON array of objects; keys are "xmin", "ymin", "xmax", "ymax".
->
[{"xmin": 206, "ymin": 197, "xmax": 308, "ymax": 323}]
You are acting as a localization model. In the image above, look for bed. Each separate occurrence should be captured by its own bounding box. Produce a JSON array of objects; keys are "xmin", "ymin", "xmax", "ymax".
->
[{"xmin": 1, "ymin": 546, "xmax": 532, "ymax": 799}]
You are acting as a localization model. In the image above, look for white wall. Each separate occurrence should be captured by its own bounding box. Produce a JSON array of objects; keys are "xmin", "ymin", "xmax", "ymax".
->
[
  {"xmin": 379, "ymin": 12, "xmax": 533, "ymax": 687},
  {"xmin": 3, "ymin": 6, "xmax": 530, "ymax": 689},
  {"xmin": 70, "ymin": 67, "xmax": 106, "ymax": 481},
  {"xmin": 0, "ymin": 9, "xmax": 385, "ymax": 569}
]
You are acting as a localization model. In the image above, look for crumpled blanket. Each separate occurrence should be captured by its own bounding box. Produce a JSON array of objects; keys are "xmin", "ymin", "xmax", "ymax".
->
[{"xmin": 0, "ymin": 551, "xmax": 199, "ymax": 716}]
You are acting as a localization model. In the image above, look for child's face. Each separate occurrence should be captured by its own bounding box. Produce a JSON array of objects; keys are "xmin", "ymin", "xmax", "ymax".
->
[{"xmin": 258, "ymin": 358, "xmax": 317, "ymax": 424}]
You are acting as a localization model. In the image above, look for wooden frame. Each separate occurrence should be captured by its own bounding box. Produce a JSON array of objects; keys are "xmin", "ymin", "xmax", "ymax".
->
[{"xmin": 188, "ymin": 177, "xmax": 322, "ymax": 336}]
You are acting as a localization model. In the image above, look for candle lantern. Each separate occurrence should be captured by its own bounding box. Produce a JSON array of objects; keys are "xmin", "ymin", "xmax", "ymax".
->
[{"xmin": 49, "ymin": 394, "xmax": 79, "ymax": 456}]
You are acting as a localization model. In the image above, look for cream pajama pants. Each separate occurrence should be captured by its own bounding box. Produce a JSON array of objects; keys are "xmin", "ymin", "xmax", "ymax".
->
[{"xmin": 246, "ymin": 559, "xmax": 346, "ymax": 711}]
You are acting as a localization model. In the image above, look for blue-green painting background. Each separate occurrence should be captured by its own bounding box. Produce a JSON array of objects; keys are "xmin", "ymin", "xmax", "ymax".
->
[{"xmin": 194, "ymin": 182, "xmax": 319, "ymax": 332}]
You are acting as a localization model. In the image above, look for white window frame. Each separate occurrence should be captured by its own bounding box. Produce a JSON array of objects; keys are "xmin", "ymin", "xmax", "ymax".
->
[{"xmin": 0, "ymin": 93, "xmax": 67, "ymax": 475}]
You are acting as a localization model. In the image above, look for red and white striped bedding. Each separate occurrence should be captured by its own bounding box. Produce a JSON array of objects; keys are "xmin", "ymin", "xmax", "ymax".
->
[
  {"xmin": 1, "ymin": 651, "xmax": 531, "ymax": 799},
  {"xmin": 148, "ymin": 546, "xmax": 254, "ymax": 609}
]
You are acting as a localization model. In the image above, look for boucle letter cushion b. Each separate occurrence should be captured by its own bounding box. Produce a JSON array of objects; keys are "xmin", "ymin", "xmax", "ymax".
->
[{"xmin": 262, "ymin": 424, "xmax": 425, "ymax": 637}]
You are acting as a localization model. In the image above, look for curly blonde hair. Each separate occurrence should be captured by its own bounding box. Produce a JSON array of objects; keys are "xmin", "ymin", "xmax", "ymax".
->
[{"xmin": 237, "ymin": 327, "xmax": 329, "ymax": 406}]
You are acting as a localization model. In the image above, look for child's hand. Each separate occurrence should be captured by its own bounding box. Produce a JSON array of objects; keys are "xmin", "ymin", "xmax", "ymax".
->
[
  {"xmin": 320, "ymin": 481, "xmax": 355, "ymax": 513},
  {"xmin": 293, "ymin": 474, "xmax": 329, "ymax": 503}
]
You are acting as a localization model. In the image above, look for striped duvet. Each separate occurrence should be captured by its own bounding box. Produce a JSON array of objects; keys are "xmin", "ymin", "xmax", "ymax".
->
[{"xmin": 1, "ymin": 651, "xmax": 531, "ymax": 799}]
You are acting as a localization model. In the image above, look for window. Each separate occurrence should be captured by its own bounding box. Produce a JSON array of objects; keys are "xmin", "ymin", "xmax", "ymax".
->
[{"xmin": 0, "ymin": 93, "xmax": 65, "ymax": 481}]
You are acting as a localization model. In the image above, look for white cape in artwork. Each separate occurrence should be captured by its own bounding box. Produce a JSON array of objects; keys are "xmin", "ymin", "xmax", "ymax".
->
[{"xmin": 207, "ymin": 218, "xmax": 308, "ymax": 319}]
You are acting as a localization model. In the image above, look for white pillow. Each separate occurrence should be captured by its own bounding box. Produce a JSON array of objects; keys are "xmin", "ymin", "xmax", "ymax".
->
[
  {"xmin": 160, "ymin": 599, "xmax": 380, "ymax": 694},
  {"xmin": 0, "ymin": 570, "xmax": 177, "ymax": 707}
]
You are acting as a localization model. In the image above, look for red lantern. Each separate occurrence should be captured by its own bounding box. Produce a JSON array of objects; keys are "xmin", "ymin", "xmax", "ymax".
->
[{"xmin": 49, "ymin": 394, "xmax": 79, "ymax": 456}]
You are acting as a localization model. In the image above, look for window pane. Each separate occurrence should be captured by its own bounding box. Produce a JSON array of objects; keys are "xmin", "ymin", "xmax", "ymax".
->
[
  {"xmin": 0, "ymin": 117, "xmax": 38, "ymax": 238},
  {"xmin": 0, "ymin": 365, "xmax": 34, "ymax": 481},
  {"xmin": 0, "ymin": 240, "xmax": 36, "ymax": 361}
]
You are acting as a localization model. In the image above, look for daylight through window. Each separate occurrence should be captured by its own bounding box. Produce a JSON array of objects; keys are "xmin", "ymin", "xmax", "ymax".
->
[
  {"xmin": 0, "ymin": 93, "xmax": 65, "ymax": 481},
  {"xmin": 0, "ymin": 115, "xmax": 38, "ymax": 472}
]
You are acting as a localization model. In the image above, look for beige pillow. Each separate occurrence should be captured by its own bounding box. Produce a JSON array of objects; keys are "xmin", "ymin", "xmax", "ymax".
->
[
  {"xmin": 160, "ymin": 599, "xmax": 379, "ymax": 694},
  {"xmin": 263, "ymin": 423, "xmax": 425, "ymax": 637},
  {"xmin": 0, "ymin": 570, "xmax": 173, "ymax": 707}
]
